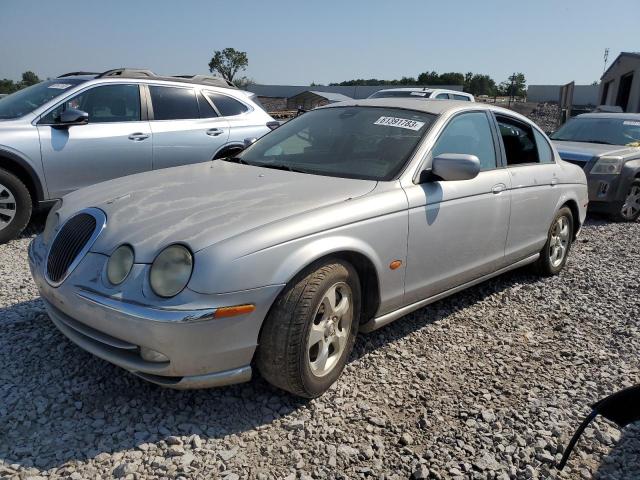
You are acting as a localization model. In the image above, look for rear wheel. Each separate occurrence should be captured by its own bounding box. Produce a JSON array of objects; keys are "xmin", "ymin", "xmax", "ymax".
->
[
  {"xmin": 0, "ymin": 169, "xmax": 32, "ymax": 244},
  {"xmin": 256, "ymin": 260, "xmax": 360, "ymax": 398},
  {"xmin": 533, "ymin": 206, "xmax": 573, "ymax": 276},
  {"xmin": 612, "ymin": 179, "xmax": 640, "ymax": 222}
]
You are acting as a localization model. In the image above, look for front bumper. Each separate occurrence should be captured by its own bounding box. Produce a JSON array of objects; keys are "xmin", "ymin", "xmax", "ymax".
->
[
  {"xmin": 585, "ymin": 167, "xmax": 637, "ymax": 213},
  {"xmin": 28, "ymin": 236, "xmax": 283, "ymax": 389}
]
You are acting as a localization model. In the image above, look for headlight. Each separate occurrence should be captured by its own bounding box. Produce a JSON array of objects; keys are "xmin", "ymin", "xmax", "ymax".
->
[
  {"xmin": 591, "ymin": 156, "xmax": 623, "ymax": 175},
  {"xmin": 149, "ymin": 245, "xmax": 193, "ymax": 297},
  {"xmin": 43, "ymin": 200, "xmax": 63, "ymax": 243},
  {"xmin": 107, "ymin": 245, "xmax": 135, "ymax": 285}
]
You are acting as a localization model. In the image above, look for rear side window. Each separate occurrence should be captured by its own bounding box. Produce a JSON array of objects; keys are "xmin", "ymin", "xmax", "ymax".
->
[
  {"xmin": 533, "ymin": 129, "xmax": 554, "ymax": 163},
  {"xmin": 452, "ymin": 94, "xmax": 470, "ymax": 101},
  {"xmin": 206, "ymin": 92, "xmax": 248, "ymax": 116},
  {"xmin": 431, "ymin": 112, "xmax": 497, "ymax": 170},
  {"xmin": 149, "ymin": 86, "xmax": 199, "ymax": 120},
  {"xmin": 435, "ymin": 93, "xmax": 450, "ymax": 99},
  {"xmin": 497, "ymin": 117, "xmax": 540, "ymax": 165}
]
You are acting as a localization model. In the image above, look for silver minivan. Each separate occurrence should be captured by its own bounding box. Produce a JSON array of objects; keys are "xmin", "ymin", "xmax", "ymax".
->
[{"xmin": 0, "ymin": 68, "xmax": 277, "ymax": 242}]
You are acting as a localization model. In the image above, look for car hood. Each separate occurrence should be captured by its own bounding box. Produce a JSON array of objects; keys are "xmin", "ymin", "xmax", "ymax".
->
[
  {"xmin": 552, "ymin": 140, "xmax": 639, "ymax": 164},
  {"xmin": 60, "ymin": 161, "xmax": 377, "ymax": 262}
]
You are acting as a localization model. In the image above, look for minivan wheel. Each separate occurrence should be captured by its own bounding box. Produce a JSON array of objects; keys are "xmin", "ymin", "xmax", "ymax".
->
[
  {"xmin": 0, "ymin": 169, "xmax": 32, "ymax": 244},
  {"xmin": 533, "ymin": 206, "xmax": 573, "ymax": 276},
  {"xmin": 256, "ymin": 260, "xmax": 360, "ymax": 398},
  {"xmin": 612, "ymin": 179, "xmax": 640, "ymax": 222}
]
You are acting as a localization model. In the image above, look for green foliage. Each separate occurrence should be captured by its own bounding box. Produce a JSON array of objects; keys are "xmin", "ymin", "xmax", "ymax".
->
[
  {"xmin": 330, "ymin": 70, "xmax": 524, "ymax": 98},
  {"xmin": 208, "ymin": 48, "xmax": 248, "ymax": 83},
  {"xmin": 0, "ymin": 71, "xmax": 42, "ymax": 94}
]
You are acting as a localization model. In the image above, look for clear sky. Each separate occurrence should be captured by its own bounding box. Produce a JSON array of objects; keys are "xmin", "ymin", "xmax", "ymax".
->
[{"xmin": 0, "ymin": 0, "xmax": 637, "ymax": 86}]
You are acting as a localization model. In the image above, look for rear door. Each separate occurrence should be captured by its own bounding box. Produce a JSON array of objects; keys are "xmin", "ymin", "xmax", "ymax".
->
[
  {"xmin": 37, "ymin": 83, "xmax": 152, "ymax": 198},
  {"xmin": 147, "ymin": 85, "xmax": 230, "ymax": 170},
  {"xmin": 205, "ymin": 91, "xmax": 271, "ymax": 143},
  {"xmin": 493, "ymin": 113, "xmax": 560, "ymax": 263}
]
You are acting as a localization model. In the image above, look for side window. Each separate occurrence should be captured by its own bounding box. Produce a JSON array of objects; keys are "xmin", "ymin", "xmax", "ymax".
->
[
  {"xmin": 453, "ymin": 94, "xmax": 470, "ymax": 101},
  {"xmin": 496, "ymin": 116, "xmax": 540, "ymax": 166},
  {"xmin": 206, "ymin": 92, "xmax": 248, "ymax": 117},
  {"xmin": 197, "ymin": 92, "xmax": 218, "ymax": 118},
  {"xmin": 41, "ymin": 84, "xmax": 141, "ymax": 124},
  {"xmin": 149, "ymin": 86, "xmax": 199, "ymax": 120},
  {"xmin": 435, "ymin": 93, "xmax": 450, "ymax": 99},
  {"xmin": 431, "ymin": 112, "xmax": 497, "ymax": 171},
  {"xmin": 533, "ymin": 129, "xmax": 554, "ymax": 164}
]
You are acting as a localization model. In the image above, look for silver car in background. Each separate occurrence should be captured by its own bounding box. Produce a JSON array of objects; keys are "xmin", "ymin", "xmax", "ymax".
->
[
  {"xmin": 29, "ymin": 99, "xmax": 587, "ymax": 398},
  {"xmin": 0, "ymin": 68, "xmax": 277, "ymax": 243},
  {"xmin": 369, "ymin": 87, "xmax": 475, "ymax": 102}
]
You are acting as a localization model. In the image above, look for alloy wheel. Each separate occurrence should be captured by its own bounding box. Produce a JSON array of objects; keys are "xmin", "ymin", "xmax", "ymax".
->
[
  {"xmin": 0, "ymin": 183, "xmax": 17, "ymax": 231},
  {"xmin": 621, "ymin": 185, "xmax": 640, "ymax": 220},
  {"xmin": 549, "ymin": 215, "xmax": 570, "ymax": 268},
  {"xmin": 307, "ymin": 282, "xmax": 353, "ymax": 377}
]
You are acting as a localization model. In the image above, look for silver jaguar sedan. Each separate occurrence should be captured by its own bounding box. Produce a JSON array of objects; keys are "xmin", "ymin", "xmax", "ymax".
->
[{"xmin": 29, "ymin": 99, "xmax": 588, "ymax": 398}]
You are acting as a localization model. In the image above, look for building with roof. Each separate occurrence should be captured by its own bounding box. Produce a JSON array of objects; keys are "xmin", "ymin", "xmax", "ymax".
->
[
  {"xmin": 286, "ymin": 90, "xmax": 353, "ymax": 110},
  {"xmin": 599, "ymin": 52, "xmax": 640, "ymax": 113}
]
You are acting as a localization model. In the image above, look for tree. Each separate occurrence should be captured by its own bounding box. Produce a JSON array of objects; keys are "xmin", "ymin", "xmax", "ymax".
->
[
  {"xmin": 20, "ymin": 71, "xmax": 40, "ymax": 87},
  {"xmin": 0, "ymin": 79, "xmax": 17, "ymax": 94},
  {"xmin": 465, "ymin": 74, "xmax": 497, "ymax": 96},
  {"xmin": 208, "ymin": 48, "xmax": 248, "ymax": 83},
  {"xmin": 498, "ymin": 72, "xmax": 526, "ymax": 97}
]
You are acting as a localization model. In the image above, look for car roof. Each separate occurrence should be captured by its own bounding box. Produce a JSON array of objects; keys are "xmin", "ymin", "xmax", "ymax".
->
[
  {"xmin": 575, "ymin": 112, "xmax": 640, "ymax": 120},
  {"xmin": 376, "ymin": 87, "xmax": 435, "ymax": 93},
  {"xmin": 319, "ymin": 97, "xmax": 526, "ymax": 119}
]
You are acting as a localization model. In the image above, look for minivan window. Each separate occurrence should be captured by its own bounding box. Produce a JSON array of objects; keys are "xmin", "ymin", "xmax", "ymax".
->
[
  {"xmin": 0, "ymin": 79, "xmax": 84, "ymax": 119},
  {"xmin": 206, "ymin": 92, "xmax": 248, "ymax": 116},
  {"xmin": 432, "ymin": 112, "xmax": 496, "ymax": 170},
  {"xmin": 435, "ymin": 93, "xmax": 450, "ymax": 99},
  {"xmin": 452, "ymin": 94, "xmax": 470, "ymax": 101},
  {"xmin": 150, "ymin": 86, "xmax": 199, "ymax": 120},
  {"xmin": 40, "ymin": 84, "xmax": 140, "ymax": 124}
]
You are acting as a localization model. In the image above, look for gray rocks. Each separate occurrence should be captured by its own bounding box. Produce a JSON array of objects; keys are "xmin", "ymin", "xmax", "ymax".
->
[{"xmin": 1, "ymin": 218, "xmax": 638, "ymax": 479}]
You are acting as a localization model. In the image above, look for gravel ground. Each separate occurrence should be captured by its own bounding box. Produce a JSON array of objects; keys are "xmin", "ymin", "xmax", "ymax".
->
[{"xmin": 1, "ymin": 216, "xmax": 638, "ymax": 480}]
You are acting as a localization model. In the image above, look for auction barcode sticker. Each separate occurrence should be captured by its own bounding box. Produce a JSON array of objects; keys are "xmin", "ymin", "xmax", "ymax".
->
[
  {"xmin": 623, "ymin": 120, "xmax": 640, "ymax": 126},
  {"xmin": 47, "ymin": 83, "xmax": 73, "ymax": 90},
  {"xmin": 374, "ymin": 116, "xmax": 425, "ymax": 131}
]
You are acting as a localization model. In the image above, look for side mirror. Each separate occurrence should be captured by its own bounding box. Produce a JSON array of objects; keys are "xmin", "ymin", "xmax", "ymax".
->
[
  {"xmin": 243, "ymin": 137, "xmax": 258, "ymax": 148},
  {"xmin": 430, "ymin": 153, "xmax": 480, "ymax": 181},
  {"xmin": 57, "ymin": 108, "xmax": 89, "ymax": 127}
]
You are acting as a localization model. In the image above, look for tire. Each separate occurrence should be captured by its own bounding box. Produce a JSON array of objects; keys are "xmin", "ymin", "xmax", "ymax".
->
[
  {"xmin": 0, "ymin": 169, "xmax": 32, "ymax": 244},
  {"xmin": 256, "ymin": 260, "xmax": 361, "ymax": 398},
  {"xmin": 533, "ymin": 206, "xmax": 573, "ymax": 276},
  {"xmin": 610, "ymin": 179, "xmax": 640, "ymax": 222}
]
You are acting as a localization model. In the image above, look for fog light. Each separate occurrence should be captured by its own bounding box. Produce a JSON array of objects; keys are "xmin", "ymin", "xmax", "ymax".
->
[{"xmin": 140, "ymin": 347, "xmax": 169, "ymax": 363}]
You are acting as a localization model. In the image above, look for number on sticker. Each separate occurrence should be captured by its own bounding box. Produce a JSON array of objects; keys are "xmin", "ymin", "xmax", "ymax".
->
[{"xmin": 374, "ymin": 116, "xmax": 425, "ymax": 131}]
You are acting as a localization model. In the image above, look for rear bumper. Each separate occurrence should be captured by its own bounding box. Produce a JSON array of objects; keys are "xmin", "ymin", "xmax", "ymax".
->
[{"xmin": 28, "ymin": 236, "xmax": 283, "ymax": 389}]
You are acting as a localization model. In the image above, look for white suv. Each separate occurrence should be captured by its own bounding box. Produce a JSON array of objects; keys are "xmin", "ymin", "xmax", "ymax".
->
[
  {"xmin": 0, "ymin": 68, "xmax": 277, "ymax": 242},
  {"xmin": 368, "ymin": 87, "xmax": 475, "ymax": 101}
]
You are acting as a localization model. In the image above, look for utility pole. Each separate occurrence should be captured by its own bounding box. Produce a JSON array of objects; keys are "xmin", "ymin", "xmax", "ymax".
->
[
  {"xmin": 603, "ymin": 48, "xmax": 609, "ymax": 74},
  {"xmin": 508, "ymin": 72, "xmax": 515, "ymax": 108}
]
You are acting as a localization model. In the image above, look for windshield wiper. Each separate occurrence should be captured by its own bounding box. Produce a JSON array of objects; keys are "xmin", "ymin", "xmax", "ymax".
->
[{"xmin": 255, "ymin": 163, "xmax": 310, "ymax": 174}]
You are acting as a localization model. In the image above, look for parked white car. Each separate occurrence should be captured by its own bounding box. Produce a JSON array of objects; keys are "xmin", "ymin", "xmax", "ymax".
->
[{"xmin": 369, "ymin": 87, "xmax": 474, "ymax": 102}]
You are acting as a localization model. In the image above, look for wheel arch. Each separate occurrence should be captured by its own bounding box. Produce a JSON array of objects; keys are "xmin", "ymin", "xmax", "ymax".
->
[
  {"xmin": 212, "ymin": 142, "xmax": 245, "ymax": 160},
  {"xmin": 0, "ymin": 149, "xmax": 45, "ymax": 202},
  {"xmin": 560, "ymin": 198, "xmax": 581, "ymax": 240}
]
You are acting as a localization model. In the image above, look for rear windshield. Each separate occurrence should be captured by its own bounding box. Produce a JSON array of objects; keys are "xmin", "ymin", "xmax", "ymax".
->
[
  {"xmin": 369, "ymin": 90, "xmax": 431, "ymax": 99},
  {"xmin": 0, "ymin": 79, "xmax": 85, "ymax": 119},
  {"xmin": 238, "ymin": 106, "xmax": 435, "ymax": 181}
]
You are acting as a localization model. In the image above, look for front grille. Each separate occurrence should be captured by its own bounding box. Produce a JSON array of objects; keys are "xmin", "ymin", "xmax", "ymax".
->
[{"xmin": 46, "ymin": 211, "xmax": 100, "ymax": 284}]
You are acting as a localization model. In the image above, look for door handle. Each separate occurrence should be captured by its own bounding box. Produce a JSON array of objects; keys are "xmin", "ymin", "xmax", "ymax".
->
[
  {"xmin": 206, "ymin": 128, "xmax": 223, "ymax": 137},
  {"xmin": 128, "ymin": 133, "xmax": 149, "ymax": 141},
  {"xmin": 492, "ymin": 183, "xmax": 506, "ymax": 194},
  {"xmin": 551, "ymin": 178, "xmax": 558, "ymax": 186}
]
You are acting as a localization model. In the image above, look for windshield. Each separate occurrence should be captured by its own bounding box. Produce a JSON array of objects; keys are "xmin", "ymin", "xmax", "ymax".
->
[
  {"xmin": 551, "ymin": 116, "xmax": 640, "ymax": 146},
  {"xmin": 237, "ymin": 106, "xmax": 435, "ymax": 180},
  {"xmin": 369, "ymin": 90, "xmax": 431, "ymax": 99},
  {"xmin": 0, "ymin": 79, "xmax": 85, "ymax": 119}
]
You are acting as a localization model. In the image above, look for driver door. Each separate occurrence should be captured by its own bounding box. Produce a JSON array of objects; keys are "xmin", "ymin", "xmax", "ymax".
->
[
  {"xmin": 37, "ymin": 83, "xmax": 152, "ymax": 198},
  {"xmin": 403, "ymin": 111, "xmax": 511, "ymax": 304}
]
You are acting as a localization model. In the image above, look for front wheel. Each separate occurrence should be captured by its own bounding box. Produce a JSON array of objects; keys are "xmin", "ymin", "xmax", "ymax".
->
[
  {"xmin": 612, "ymin": 179, "xmax": 640, "ymax": 222},
  {"xmin": 256, "ymin": 260, "xmax": 360, "ymax": 398},
  {"xmin": 533, "ymin": 206, "xmax": 574, "ymax": 276},
  {"xmin": 0, "ymin": 169, "xmax": 32, "ymax": 244}
]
